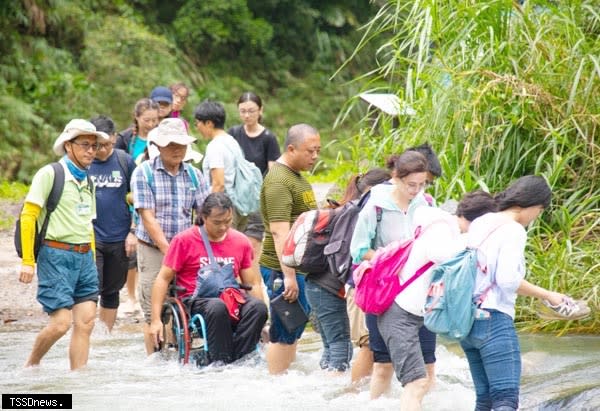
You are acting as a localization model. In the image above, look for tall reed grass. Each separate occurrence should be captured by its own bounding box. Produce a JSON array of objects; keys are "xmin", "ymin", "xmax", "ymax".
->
[{"xmin": 334, "ymin": 0, "xmax": 600, "ymax": 332}]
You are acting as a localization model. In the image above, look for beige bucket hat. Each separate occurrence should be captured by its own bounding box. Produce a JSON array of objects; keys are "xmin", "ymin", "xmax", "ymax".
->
[
  {"xmin": 53, "ymin": 119, "xmax": 110, "ymax": 156},
  {"xmin": 150, "ymin": 118, "xmax": 196, "ymax": 147}
]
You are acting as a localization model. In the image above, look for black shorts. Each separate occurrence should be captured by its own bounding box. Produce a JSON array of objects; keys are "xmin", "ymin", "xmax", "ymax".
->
[
  {"xmin": 366, "ymin": 313, "xmax": 391, "ymax": 363},
  {"xmin": 127, "ymin": 250, "xmax": 137, "ymax": 270},
  {"xmin": 95, "ymin": 241, "xmax": 129, "ymax": 309}
]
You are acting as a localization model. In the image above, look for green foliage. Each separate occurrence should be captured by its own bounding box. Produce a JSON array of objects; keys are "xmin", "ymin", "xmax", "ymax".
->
[
  {"xmin": 0, "ymin": 180, "xmax": 28, "ymax": 201},
  {"xmin": 0, "ymin": 180, "xmax": 28, "ymax": 231},
  {"xmin": 0, "ymin": 95, "xmax": 57, "ymax": 182},
  {"xmin": 81, "ymin": 15, "xmax": 187, "ymax": 127},
  {"xmin": 174, "ymin": 0, "xmax": 273, "ymax": 66},
  {"xmin": 0, "ymin": 0, "xmax": 378, "ymax": 182},
  {"xmin": 334, "ymin": 0, "xmax": 600, "ymax": 332}
]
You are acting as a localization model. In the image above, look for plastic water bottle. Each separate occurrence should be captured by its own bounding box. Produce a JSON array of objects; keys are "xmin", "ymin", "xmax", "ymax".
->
[{"xmin": 273, "ymin": 278, "xmax": 283, "ymax": 292}]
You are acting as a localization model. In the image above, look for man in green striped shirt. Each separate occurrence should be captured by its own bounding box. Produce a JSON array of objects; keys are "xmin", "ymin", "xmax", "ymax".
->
[{"xmin": 259, "ymin": 123, "xmax": 320, "ymax": 374}]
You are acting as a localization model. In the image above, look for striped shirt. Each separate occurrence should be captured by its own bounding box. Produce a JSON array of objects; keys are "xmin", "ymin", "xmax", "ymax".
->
[
  {"xmin": 131, "ymin": 156, "xmax": 209, "ymax": 244},
  {"xmin": 259, "ymin": 162, "xmax": 317, "ymax": 270}
]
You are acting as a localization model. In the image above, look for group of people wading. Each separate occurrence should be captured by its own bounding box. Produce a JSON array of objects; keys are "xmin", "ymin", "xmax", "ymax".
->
[{"xmin": 18, "ymin": 86, "xmax": 588, "ymax": 411}]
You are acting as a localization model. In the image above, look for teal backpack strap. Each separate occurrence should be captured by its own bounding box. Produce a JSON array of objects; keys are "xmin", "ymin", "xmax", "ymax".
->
[
  {"xmin": 184, "ymin": 163, "xmax": 200, "ymax": 224},
  {"xmin": 184, "ymin": 163, "xmax": 199, "ymax": 191},
  {"xmin": 141, "ymin": 161, "xmax": 154, "ymax": 194}
]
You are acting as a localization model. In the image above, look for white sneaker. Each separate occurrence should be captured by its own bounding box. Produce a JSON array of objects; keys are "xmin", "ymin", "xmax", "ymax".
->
[{"xmin": 537, "ymin": 298, "xmax": 591, "ymax": 320}]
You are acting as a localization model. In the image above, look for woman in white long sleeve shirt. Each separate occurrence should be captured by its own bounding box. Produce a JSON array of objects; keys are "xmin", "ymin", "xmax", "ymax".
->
[
  {"xmin": 377, "ymin": 191, "xmax": 497, "ymax": 411},
  {"xmin": 461, "ymin": 175, "xmax": 577, "ymax": 411}
]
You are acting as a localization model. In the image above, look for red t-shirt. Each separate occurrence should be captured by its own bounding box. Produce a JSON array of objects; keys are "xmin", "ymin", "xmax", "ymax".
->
[{"xmin": 163, "ymin": 226, "xmax": 253, "ymax": 298}]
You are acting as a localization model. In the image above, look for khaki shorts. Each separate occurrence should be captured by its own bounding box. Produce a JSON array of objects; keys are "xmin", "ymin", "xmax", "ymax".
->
[
  {"xmin": 233, "ymin": 209, "xmax": 264, "ymax": 241},
  {"xmin": 346, "ymin": 287, "xmax": 369, "ymax": 347},
  {"xmin": 136, "ymin": 242, "xmax": 164, "ymax": 324}
]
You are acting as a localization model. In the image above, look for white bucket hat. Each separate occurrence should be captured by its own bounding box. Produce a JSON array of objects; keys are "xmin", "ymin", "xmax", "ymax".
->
[
  {"xmin": 53, "ymin": 119, "xmax": 110, "ymax": 156},
  {"xmin": 183, "ymin": 146, "xmax": 203, "ymax": 163},
  {"xmin": 148, "ymin": 127, "xmax": 204, "ymax": 163},
  {"xmin": 150, "ymin": 118, "xmax": 196, "ymax": 147},
  {"xmin": 147, "ymin": 135, "xmax": 203, "ymax": 164}
]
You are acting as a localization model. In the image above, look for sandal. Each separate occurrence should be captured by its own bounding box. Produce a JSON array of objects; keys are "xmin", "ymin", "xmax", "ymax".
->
[{"xmin": 537, "ymin": 298, "xmax": 591, "ymax": 320}]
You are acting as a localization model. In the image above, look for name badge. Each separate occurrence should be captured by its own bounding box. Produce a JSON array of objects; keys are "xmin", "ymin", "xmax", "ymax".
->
[{"xmin": 76, "ymin": 203, "xmax": 92, "ymax": 216}]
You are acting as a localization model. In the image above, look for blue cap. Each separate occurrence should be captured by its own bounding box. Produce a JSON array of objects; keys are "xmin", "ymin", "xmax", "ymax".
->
[{"xmin": 150, "ymin": 86, "xmax": 173, "ymax": 104}]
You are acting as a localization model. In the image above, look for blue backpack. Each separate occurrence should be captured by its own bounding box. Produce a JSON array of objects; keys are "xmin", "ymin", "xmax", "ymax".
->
[
  {"xmin": 222, "ymin": 143, "xmax": 262, "ymax": 216},
  {"xmin": 424, "ymin": 222, "xmax": 506, "ymax": 340},
  {"xmin": 423, "ymin": 248, "xmax": 480, "ymax": 340}
]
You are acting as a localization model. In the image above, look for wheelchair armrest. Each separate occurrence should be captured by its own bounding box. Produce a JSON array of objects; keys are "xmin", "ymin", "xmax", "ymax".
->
[{"xmin": 168, "ymin": 283, "xmax": 188, "ymax": 296}]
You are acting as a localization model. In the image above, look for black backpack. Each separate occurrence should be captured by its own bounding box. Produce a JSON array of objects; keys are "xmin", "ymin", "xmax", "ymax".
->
[
  {"xmin": 114, "ymin": 148, "xmax": 132, "ymax": 191},
  {"xmin": 323, "ymin": 193, "xmax": 381, "ymax": 283}
]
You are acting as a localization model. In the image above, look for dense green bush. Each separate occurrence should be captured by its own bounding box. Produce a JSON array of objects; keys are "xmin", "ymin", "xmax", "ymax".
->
[
  {"xmin": 81, "ymin": 15, "xmax": 187, "ymax": 127},
  {"xmin": 0, "ymin": 0, "xmax": 377, "ymax": 182},
  {"xmin": 173, "ymin": 0, "xmax": 273, "ymax": 66}
]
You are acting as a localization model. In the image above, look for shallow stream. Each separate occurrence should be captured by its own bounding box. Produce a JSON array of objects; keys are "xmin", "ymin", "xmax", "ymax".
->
[{"xmin": 1, "ymin": 323, "xmax": 598, "ymax": 410}]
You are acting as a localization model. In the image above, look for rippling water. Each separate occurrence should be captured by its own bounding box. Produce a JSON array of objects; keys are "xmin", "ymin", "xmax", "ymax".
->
[{"xmin": 1, "ymin": 323, "xmax": 598, "ymax": 410}]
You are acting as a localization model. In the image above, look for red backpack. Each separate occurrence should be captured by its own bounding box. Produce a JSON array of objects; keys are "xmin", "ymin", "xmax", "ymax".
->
[
  {"xmin": 353, "ymin": 226, "xmax": 433, "ymax": 315},
  {"xmin": 282, "ymin": 209, "xmax": 337, "ymax": 273}
]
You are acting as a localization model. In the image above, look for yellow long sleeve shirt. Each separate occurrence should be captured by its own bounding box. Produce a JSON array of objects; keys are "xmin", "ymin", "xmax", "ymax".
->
[{"xmin": 20, "ymin": 202, "xmax": 41, "ymax": 267}]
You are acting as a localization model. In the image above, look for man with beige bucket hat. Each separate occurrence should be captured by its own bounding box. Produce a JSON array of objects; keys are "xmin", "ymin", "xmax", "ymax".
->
[
  {"xmin": 130, "ymin": 117, "xmax": 210, "ymax": 354},
  {"xmin": 18, "ymin": 119, "xmax": 109, "ymax": 370}
]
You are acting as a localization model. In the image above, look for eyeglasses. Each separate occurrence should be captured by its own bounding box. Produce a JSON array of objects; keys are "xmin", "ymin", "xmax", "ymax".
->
[
  {"xmin": 402, "ymin": 178, "xmax": 430, "ymax": 191},
  {"xmin": 174, "ymin": 92, "xmax": 188, "ymax": 101},
  {"xmin": 239, "ymin": 109, "xmax": 258, "ymax": 115},
  {"xmin": 97, "ymin": 142, "xmax": 114, "ymax": 150},
  {"xmin": 71, "ymin": 141, "xmax": 99, "ymax": 151}
]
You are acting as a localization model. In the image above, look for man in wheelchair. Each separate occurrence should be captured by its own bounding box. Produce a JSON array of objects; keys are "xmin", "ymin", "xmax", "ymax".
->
[{"xmin": 149, "ymin": 192, "xmax": 268, "ymax": 364}]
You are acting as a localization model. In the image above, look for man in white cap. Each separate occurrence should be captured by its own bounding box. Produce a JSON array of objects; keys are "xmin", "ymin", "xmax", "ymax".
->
[
  {"xmin": 130, "ymin": 117, "xmax": 210, "ymax": 354},
  {"xmin": 18, "ymin": 119, "xmax": 109, "ymax": 370}
]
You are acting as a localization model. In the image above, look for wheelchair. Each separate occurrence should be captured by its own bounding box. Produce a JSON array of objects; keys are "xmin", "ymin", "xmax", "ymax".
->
[
  {"xmin": 158, "ymin": 284, "xmax": 210, "ymax": 367},
  {"xmin": 158, "ymin": 283, "xmax": 254, "ymax": 367}
]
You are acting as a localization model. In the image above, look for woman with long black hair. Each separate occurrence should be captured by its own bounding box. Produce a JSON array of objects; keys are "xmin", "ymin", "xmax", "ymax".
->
[{"xmin": 462, "ymin": 175, "xmax": 588, "ymax": 411}]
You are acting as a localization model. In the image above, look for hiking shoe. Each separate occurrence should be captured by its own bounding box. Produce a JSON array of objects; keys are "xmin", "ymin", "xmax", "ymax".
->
[{"xmin": 537, "ymin": 298, "xmax": 591, "ymax": 320}]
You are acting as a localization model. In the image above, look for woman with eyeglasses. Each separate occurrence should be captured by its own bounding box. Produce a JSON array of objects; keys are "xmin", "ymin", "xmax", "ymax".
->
[
  {"xmin": 169, "ymin": 82, "xmax": 190, "ymax": 119},
  {"xmin": 350, "ymin": 151, "xmax": 435, "ymax": 399},
  {"xmin": 227, "ymin": 92, "xmax": 281, "ymax": 272},
  {"xmin": 169, "ymin": 82, "xmax": 192, "ymax": 132}
]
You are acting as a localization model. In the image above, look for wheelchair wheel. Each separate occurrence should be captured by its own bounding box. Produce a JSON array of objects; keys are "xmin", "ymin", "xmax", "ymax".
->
[
  {"xmin": 189, "ymin": 313, "xmax": 210, "ymax": 367},
  {"xmin": 159, "ymin": 298, "xmax": 190, "ymax": 364}
]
